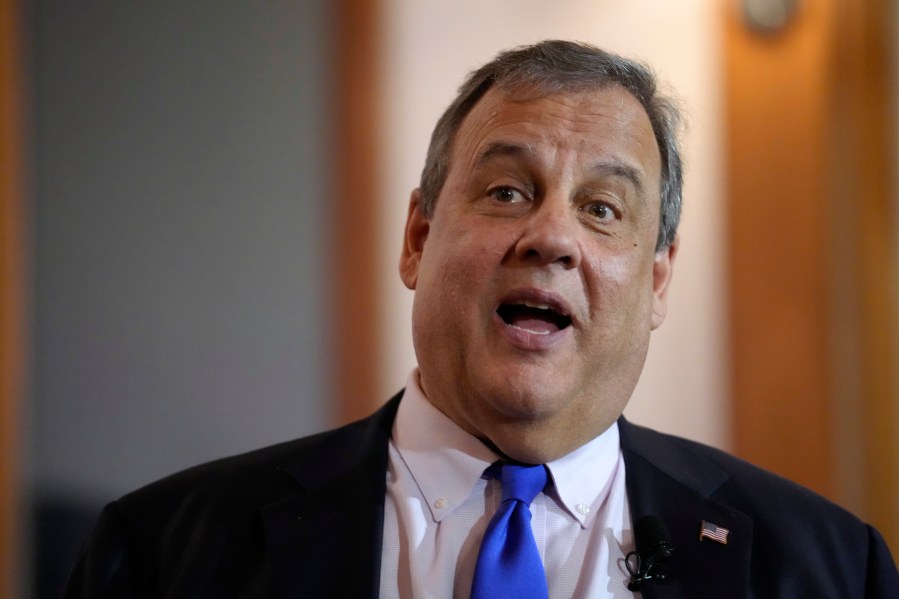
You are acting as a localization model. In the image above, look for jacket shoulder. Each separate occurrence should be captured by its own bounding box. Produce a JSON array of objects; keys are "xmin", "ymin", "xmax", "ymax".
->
[
  {"xmin": 619, "ymin": 418, "xmax": 899, "ymax": 598},
  {"xmin": 64, "ymin": 395, "xmax": 402, "ymax": 598},
  {"xmin": 620, "ymin": 418, "xmax": 858, "ymax": 521},
  {"xmin": 118, "ymin": 394, "xmax": 401, "ymax": 520}
]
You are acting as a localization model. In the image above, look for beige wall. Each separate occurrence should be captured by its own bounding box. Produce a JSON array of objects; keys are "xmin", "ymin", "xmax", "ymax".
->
[{"xmin": 375, "ymin": 0, "xmax": 729, "ymax": 448}]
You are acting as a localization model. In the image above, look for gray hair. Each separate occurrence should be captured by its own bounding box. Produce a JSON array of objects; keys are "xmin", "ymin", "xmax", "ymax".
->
[{"xmin": 418, "ymin": 40, "xmax": 684, "ymax": 250}]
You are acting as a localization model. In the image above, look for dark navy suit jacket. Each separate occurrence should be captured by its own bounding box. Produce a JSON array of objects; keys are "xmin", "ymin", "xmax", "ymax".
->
[{"xmin": 64, "ymin": 392, "xmax": 899, "ymax": 598}]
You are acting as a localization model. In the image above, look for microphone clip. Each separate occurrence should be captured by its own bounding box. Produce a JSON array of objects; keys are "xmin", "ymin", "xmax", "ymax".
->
[{"xmin": 625, "ymin": 516, "xmax": 674, "ymax": 591}]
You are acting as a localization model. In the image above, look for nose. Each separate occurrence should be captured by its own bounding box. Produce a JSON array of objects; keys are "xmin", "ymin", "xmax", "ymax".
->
[{"xmin": 512, "ymin": 199, "xmax": 581, "ymax": 269}]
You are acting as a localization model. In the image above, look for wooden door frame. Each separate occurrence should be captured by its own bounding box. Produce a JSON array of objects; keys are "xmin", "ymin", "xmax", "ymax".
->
[
  {"xmin": 1, "ymin": 0, "xmax": 27, "ymax": 594},
  {"xmin": 724, "ymin": 0, "xmax": 898, "ymax": 550},
  {"xmin": 332, "ymin": 0, "xmax": 383, "ymax": 424}
]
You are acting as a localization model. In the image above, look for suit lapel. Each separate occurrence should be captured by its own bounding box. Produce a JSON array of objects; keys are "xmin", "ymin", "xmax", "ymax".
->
[
  {"xmin": 258, "ymin": 399, "xmax": 753, "ymax": 597},
  {"xmin": 620, "ymin": 418, "xmax": 753, "ymax": 598},
  {"xmin": 262, "ymin": 395, "xmax": 402, "ymax": 599}
]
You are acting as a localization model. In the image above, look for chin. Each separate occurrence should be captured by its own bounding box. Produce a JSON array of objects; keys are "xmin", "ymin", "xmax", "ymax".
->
[{"xmin": 481, "ymin": 382, "xmax": 568, "ymax": 421}]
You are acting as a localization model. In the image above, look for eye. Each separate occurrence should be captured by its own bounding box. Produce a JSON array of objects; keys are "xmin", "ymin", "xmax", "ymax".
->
[
  {"xmin": 582, "ymin": 201, "xmax": 618, "ymax": 221},
  {"xmin": 488, "ymin": 186, "xmax": 526, "ymax": 204}
]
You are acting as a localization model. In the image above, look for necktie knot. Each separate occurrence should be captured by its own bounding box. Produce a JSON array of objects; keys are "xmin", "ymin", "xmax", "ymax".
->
[
  {"xmin": 472, "ymin": 461, "xmax": 550, "ymax": 599},
  {"xmin": 497, "ymin": 463, "xmax": 548, "ymax": 505}
]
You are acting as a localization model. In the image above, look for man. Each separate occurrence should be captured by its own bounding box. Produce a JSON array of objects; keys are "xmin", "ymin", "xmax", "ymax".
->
[{"xmin": 65, "ymin": 40, "xmax": 897, "ymax": 598}]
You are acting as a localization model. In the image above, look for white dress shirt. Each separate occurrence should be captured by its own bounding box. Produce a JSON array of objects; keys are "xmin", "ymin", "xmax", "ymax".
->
[{"xmin": 379, "ymin": 370, "xmax": 638, "ymax": 598}]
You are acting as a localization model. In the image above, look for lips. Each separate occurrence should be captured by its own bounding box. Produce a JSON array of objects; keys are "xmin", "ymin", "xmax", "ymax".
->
[{"xmin": 496, "ymin": 291, "xmax": 573, "ymax": 336}]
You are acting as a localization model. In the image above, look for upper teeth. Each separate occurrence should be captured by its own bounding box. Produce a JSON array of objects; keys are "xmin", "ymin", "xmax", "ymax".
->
[{"xmin": 519, "ymin": 301, "xmax": 551, "ymax": 310}]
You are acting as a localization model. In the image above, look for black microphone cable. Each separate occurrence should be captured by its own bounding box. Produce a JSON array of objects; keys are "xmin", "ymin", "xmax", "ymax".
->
[{"xmin": 625, "ymin": 515, "xmax": 674, "ymax": 591}]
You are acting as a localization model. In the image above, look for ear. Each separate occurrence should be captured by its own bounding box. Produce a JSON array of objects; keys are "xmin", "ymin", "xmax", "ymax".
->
[
  {"xmin": 651, "ymin": 234, "xmax": 679, "ymax": 330},
  {"xmin": 399, "ymin": 189, "xmax": 430, "ymax": 290}
]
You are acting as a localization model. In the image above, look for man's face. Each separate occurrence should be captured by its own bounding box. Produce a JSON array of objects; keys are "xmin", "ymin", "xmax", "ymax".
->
[{"xmin": 400, "ymin": 85, "xmax": 677, "ymax": 463}]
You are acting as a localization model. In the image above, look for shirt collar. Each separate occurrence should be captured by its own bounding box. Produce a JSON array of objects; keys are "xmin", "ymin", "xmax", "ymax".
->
[
  {"xmin": 545, "ymin": 419, "xmax": 621, "ymax": 528},
  {"xmin": 393, "ymin": 370, "xmax": 499, "ymax": 522},
  {"xmin": 394, "ymin": 369, "xmax": 622, "ymax": 528}
]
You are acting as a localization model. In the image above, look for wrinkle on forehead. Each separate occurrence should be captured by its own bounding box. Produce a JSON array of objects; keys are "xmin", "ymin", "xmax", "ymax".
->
[
  {"xmin": 460, "ymin": 87, "xmax": 658, "ymax": 166},
  {"xmin": 454, "ymin": 87, "xmax": 661, "ymax": 203},
  {"xmin": 475, "ymin": 140, "xmax": 646, "ymax": 200}
]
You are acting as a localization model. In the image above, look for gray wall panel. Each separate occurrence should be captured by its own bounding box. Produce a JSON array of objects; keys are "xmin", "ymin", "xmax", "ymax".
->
[{"xmin": 30, "ymin": 2, "xmax": 333, "ymax": 595}]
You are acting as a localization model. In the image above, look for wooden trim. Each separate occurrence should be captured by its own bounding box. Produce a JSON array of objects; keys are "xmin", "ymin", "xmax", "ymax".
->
[
  {"xmin": 725, "ymin": 0, "xmax": 898, "ymax": 550},
  {"xmin": 332, "ymin": 0, "xmax": 382, "ymax": 424},
  {"xmin": 829, "ymin": 0, "xmax": 898, "ymax": 551},
  {"xmin": 0, "ymin": 0, "xmax": 26, "ymax": 594},
  {"xmin": 725, "ymin": 0, "xmax": 836, "ymax": 497}
]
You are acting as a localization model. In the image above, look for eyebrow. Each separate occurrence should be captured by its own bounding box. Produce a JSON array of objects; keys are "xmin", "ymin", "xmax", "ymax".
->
[
  {"xmin": 475, "ymin": 141, "xmax": 647, "ymax": 198},
  {"xmin": 590, "ymin": 162, "xmax": 646, "ymax": 198},
  {"xmin": 474, "ymin": 142, "xmax": 534, "ymax": 168}
]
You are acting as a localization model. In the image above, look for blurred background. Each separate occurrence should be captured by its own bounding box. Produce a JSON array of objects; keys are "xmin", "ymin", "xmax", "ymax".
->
[{"xmin": 1, "ymin": 1, "xmax": 897, "ymax": 597}]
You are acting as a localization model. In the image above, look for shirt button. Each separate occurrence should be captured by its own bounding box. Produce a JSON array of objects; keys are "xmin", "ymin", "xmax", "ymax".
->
[
  {"xmin": 576, "ymin": 503, "xmax": 590, "ymax": 516},
  {"xmin": 434, "ymin": 497, "xmax": 448, "ymax": 509}
]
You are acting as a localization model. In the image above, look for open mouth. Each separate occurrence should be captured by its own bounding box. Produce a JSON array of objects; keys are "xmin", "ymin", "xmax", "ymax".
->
[{"xmin": 496, "ymin": 301, "xmax": 572, "ymax": 335}]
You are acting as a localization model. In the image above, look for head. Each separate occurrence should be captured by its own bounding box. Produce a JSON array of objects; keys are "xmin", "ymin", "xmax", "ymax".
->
[
  {"xmin": 400, "ymin": 41, "xmax": 684, "ymax": 463},
  {"xmin": 419, "ymin": 40, "xmax": 683, "ymax": 252}
]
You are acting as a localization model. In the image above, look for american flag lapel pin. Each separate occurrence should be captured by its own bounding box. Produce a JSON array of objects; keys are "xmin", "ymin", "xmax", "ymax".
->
[{"xmin": 699, "ymin": 520, "xmax": 730, "ymax": 544}]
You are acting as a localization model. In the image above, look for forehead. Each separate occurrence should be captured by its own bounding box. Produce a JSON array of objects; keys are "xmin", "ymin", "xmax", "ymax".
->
[{"xmin": 450, "ymin": 85, "xmax": 661, "ymax": 188}]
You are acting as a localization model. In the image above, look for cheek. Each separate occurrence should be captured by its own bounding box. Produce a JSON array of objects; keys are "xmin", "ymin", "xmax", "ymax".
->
[
  {"xmin": 417, "ymin": 230, "xmax": 493, "ymax": 316},
  {"xmin": 433, "ymin": 223, "xmax": 505, "ymax": 276},
  {"xmin": 584, "ymin": 251, "xmax": 657, "ymax": 317}
]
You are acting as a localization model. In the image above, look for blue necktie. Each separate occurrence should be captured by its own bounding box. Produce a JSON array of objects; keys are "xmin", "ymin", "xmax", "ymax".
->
[{"xmin": 470, "ymin": 462, "xmax": 549, "ymax": 599}]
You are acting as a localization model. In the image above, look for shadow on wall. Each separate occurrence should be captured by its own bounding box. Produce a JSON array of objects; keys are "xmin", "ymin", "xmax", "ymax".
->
[{"xmin": 33, "ymin": 492, "xmax": 102, "ymax": 599}]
